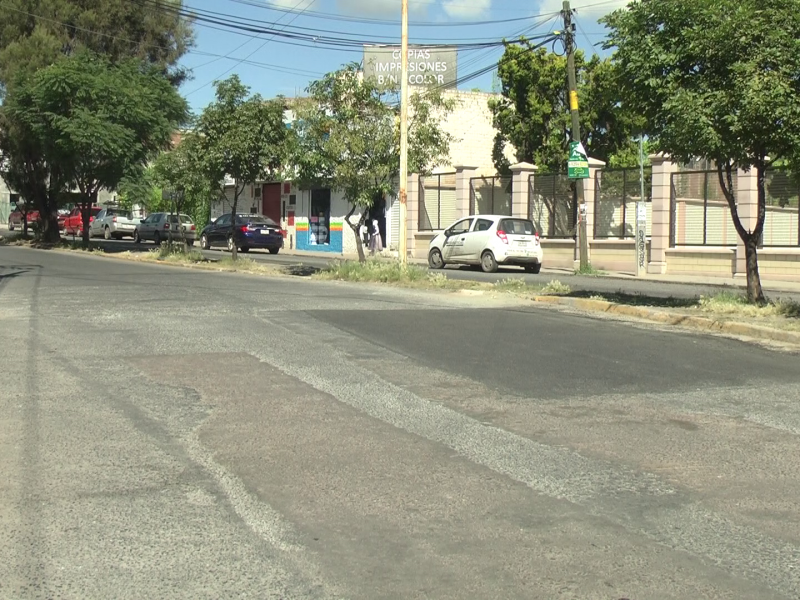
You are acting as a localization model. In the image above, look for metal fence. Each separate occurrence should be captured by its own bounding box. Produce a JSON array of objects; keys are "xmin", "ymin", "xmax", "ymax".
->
[
  {"xmin": 469, "ymin": 176, "xmax": 512, "ymax": 216},
  {"xmin": 763, "ymin": 168, "xmax": 800, "ymax": 247},
  {"xmin": 594, "ymin": 167, "xmax": 652, "ymax": 239},
  {"xmin": 418, "ymin": 172, "xmax": 457, "ymax": 231},
  {"xmin": 670, "ymin": 170, "xmax": 738, "ymax": 247},
  {"xmin": 528, "ymin": 173, "xmax": 576, "ymax": 238}
]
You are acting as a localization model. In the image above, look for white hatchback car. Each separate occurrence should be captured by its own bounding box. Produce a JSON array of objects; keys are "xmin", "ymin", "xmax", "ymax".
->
[{"xmin": 428, "ymin": 215, "xmax": 543, "ymax": 273}]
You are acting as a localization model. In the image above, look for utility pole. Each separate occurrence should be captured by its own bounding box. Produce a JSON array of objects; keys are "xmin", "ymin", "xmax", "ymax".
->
[
  {"xmin": 562, "ymin": 1, "xmax": 589, "ymax": 270},
  {"xmin": 397, "ymin": 0, "xmax": 409, "ymax": 263}
]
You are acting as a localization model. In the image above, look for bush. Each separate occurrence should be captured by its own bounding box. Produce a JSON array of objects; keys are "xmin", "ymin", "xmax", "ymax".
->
[{"xmin": 541, "ymin": 280, "xmax": 572, "ymax": 295}]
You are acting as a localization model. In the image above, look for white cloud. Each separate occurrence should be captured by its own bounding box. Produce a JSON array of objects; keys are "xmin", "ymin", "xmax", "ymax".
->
[
  {"xmin": 268, "ymin": 0, "xmax": 321, "ymax": 9},
  {"xmin": 441, "ymin": 0, "xmax": 491, "ymax": 19},
  {"xmin": 334, "ymin": 0, "xmax": 435, "ymax": 17}
]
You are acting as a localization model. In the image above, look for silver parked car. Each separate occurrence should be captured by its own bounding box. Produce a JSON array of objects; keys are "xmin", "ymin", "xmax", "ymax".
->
[
  {"xmin": 133, "ymin": 213, "xmax": 197, "ymax": 245},
  {"xmin": 89, "ymin": 207, "xmax": 139, "ymax": 240}
]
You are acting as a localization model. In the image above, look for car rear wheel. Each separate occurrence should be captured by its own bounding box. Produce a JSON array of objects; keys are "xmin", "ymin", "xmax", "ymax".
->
[
  {"xmin": 8, "ymin": 221, "xmax": 14, "ymax": 231},
  {"xmin": 104, "ymin": 226, "xmax": 111, "ymax": 240},
  {"xmin": 227, "ymin": 236, "xmax": 235, "ymax": 252},
  {"xmin": 133, "ymin": 230, "xmax": 141, "ymax": 244},
  {"xmin": 153, "ymin": 231, "xmax": 161, "ymax": 246},
  {"xmin": 480, "ymin": 251, "xmax": 498, "ymax": 273},
  {"xmin": 240, "ymin": 246, "xmax": 250, "ymax": 253},
  {"xmin": 428, "ymin": 248, "xmax": 445, "ymax": 269},
  {"xmin": 268, "ymin": 247, "xmax": 279, "ymax": 255},
  {"xmin": 187, "ymin": 240, "xmax": 195, "ymax": 247},
  {"xmin": 524, "ymin": 263, "xmax": 542, "ymax": 274},
  {"xmin": 200, "ymin": 234, "xmax": 210, "ymax": 250}
]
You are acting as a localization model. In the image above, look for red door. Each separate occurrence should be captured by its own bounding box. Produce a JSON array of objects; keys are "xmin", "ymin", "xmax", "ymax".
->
[{"xmin": 262, "ymin": 183, "xmax": 281, "ymax": 223}]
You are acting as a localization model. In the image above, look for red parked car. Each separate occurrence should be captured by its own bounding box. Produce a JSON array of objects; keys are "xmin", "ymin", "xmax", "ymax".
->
[
  {"xmin": 63, "ymin": 206, "xmax": 102, "ymax": 236},
  {"xmin": 8, "ymin": 208, "xmax": 40, "ymax": 231}
]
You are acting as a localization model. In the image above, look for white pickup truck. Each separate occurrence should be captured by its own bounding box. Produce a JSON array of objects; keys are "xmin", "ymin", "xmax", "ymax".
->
[{"xmin": 89, "ymin": 207, "xmax": 139, "ymax": 240}]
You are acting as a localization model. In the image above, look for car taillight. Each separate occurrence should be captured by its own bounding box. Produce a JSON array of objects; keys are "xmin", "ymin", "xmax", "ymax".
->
[
  {"xmin": 496, "ymin": 230, "xmax": 508, "ymax": 244},
  {"xmin": 112, "ymin": 216, "xmax": 117, "ymax": 222},
  {"xmin": 240, "ymin": 225, "xmax": 248, "ymax": 233},
  {"xmin": 164, "ymin": 223, "xmax": 170, "ymax": 229},
  {"xmin": 190, "ymin": 224, "xmax": 196, "ymax": 231}
]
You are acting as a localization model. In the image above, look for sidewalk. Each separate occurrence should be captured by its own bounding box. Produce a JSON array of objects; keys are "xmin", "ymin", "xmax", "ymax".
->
[{"xmin": 277, "ymin": 247, "xmax": 800, "ymax": 296}]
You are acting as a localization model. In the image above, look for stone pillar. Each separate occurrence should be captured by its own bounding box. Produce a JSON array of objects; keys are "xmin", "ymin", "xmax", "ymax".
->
[
  {"xmin": 406, "ymin": 173, "xmax": 420, "ymax": 258},
  {"xmin": 734, "ymin": 168, "xmax": 759, "ymax": 278},
  {"xmin": 509, "ymin": 162, "xmax": 537, "ymax": 219},
  {"xmin": 647, "ymin": 154, "xmax": 678, "ymax": 274},
  {"xmin": 584, "ymin": 157, "xmax": 605, "ymax": 245},
  {"xmin": 453, "ymin": 165, "xmax": 479, "ymax": 220}
]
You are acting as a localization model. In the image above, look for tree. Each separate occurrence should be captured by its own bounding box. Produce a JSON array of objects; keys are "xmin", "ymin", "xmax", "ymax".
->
[
  {"xmin": 0, "ymin": 0, "xmax": 193, "ymax": 243},
  {"xmin": 489, "ymin": 40, "xmax": 644, "ymax": 174},
  {"xmin": 151, "ymin": 134, "xmax": 212, "ymax": 251},
  {"xmin": 197, "ymin": 75, "xmax": 288, "ymax": 260},
  {"xmin": 603, "ymin": 0, "xmax": 800, "ymax": 304},
  {"xmin": 0, "ymin": 0, "xmax": 193, "ymax": 89},
  {"xmin": 292, "ymin": 63, "xmax": 454, "ymax": 262},
  {"xmin": 4, "ymin": 52, "xmax": 188, "ymax": 246}
]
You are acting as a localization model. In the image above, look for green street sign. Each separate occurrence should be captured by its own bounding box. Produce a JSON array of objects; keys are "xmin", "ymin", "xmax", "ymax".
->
[{"xmin": 568, "ymin": 141, "xmax": 589, "ymax": 179}]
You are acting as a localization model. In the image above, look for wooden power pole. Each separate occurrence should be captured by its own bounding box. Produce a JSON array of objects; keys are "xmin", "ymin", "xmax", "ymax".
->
[
  {"xmin": 397, "ymin": 0, "xmax": 409, "ymax": 263},
  {"xmin": 562, "ymin": 1, "xmax": 589, "ymax": 270}
]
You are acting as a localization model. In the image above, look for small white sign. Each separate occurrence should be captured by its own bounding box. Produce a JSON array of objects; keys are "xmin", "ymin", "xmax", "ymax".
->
[{"xmin": 637, "ymin": 203, "xmax": 647, "ymax": 222}]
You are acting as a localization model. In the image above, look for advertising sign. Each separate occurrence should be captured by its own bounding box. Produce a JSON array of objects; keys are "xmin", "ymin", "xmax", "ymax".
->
[{"xmin": 363, "ymin": 45, "xmax": 457, "ymax": 88}]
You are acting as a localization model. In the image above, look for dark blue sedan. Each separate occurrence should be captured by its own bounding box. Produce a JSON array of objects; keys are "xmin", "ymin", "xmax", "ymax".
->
[{"xmin": 199, "ymin": 213, "xmax": 284, "ymax": 254}]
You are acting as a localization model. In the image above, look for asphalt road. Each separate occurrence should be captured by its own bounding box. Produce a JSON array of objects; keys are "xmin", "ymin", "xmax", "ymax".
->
[
  {"xmin": 2, "ymin": 244, "xmax": 800, "ymax": 599},
  {"xmin": 47, "ymin": 232, "xmax": 800, "ymax": 301}
]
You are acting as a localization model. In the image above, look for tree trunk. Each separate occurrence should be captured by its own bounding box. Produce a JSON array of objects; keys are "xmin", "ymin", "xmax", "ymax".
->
[
  {"xmin": 40, "ymin": 212, "xmax": 60, "ymax": 244},
  {"xmin": 176, "ymin": 196, "xmax": 188, "ymax": 253},
  {"xmin": 22, "ymin": 206, "xmax": 29, "ymax": 237},
  {"xmin": 81, "ymin": 202, "xmax": 91, "ymax": 247},
  {"xmin": 230, "ymin": 183, "xmax": 240, "ymax": 261},
  {"xmin": 743, "ymin": 235, "xmax": 765, "ymax": 304},
  {"xmin": 345, "ymin": 204, "xmax": 367, "ymax": 263},
  {"xmin": 717, "ymin": 164, "xmax": 766, "ymax": 304}
]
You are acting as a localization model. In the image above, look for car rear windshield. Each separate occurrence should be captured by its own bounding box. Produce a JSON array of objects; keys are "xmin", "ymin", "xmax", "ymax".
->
[
  {"xmin": 236, "ymin": 215, "xmax": 279, "ymax": 227},
  {"xmin": 107, "ymin": 208, "xmax": 128, "ymax": 217},
  {"xmin": 91, "ymin": 207, "xmax": 102, "ymax": 215},
  {"xmin": 168, "ymin": 215, "xmax": 193, "ymax": 224},
  {"xmin": 498, "ymin": 219, "xmax": 536, "ymax": 235}
]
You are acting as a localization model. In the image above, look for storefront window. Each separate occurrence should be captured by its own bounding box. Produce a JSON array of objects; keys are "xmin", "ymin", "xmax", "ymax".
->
[{"xmin": 310, "ymin": 188, "xmax": 331, "ymax": 245}]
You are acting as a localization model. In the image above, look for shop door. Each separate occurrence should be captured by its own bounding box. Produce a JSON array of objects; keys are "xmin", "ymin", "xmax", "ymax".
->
[{"xmin": 262, "ymin": 183, "xmax": 281, "ymax": 223}]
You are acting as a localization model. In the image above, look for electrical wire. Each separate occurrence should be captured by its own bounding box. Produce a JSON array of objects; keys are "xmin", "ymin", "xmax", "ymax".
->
[
  {"xmin": 132, "ymin": 0, "xmax": 537, "ymax": 48},
  {"xmin": 0, "ymin": 2, "xmax": 324, "ymax": 79},
  {"xmin": 222, "ymin": 0, "xmax": 561, "ymax": 27},
  {"xmin": 185, "ymin": 0, "xmax": 315, "ymax": 97}
]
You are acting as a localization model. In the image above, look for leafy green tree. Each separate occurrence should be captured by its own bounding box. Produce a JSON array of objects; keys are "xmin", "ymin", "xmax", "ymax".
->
[
  {"xmin": 489, "ymin": 41, "xmax": 644, "ymax": 174},
  {"xmin": 4, "ymin": 52, "xmax": 187, "ymax": 245},
  {"xmin": 197, "ymin": 75, "xmax": 288, "ymax": 260},
  {"xmin": 0, "ymin": 0, "xmax": 193, "ymax": 242},
  {"xmin": 292, "ymin": 63, "xmax": 454, "ymax": 262},
  {"xmin": 0, "ymin": 0, "xmax": 193, "ymax": 89},
  {"xmin": 151, "ymin": 134, "xmax": 212, "ymax": 251},
  {"xmin": 603, "ymin": 0, "xmax": 800, "ymax": 304}
]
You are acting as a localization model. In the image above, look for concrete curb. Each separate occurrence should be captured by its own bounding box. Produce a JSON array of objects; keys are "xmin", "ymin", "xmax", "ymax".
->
[{"xmin": 532, "ymin": 295, "xmax": 800, "ymax": 345}]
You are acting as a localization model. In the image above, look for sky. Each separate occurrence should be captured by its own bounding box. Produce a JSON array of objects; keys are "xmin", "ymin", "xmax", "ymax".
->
[{"xmin": 178, "ymin": 0, "xmax": 628, "ymax": 114}]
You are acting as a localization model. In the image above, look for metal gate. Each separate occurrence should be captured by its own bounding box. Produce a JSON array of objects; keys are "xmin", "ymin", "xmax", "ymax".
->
[{"xmin": 528, "ymin": 173, "xmax": 576, "ymax": 238}]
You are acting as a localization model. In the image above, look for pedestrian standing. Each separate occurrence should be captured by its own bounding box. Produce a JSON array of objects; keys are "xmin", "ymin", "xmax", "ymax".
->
[{"xmin": 369, "ymin": 218, "xmax": 383, "ymax": 255}]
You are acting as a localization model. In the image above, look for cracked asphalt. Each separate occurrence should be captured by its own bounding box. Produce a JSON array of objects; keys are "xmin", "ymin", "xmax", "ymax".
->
[{"xmin": 1, "ymin": 245, "xmax": 799, "ymax": 600}]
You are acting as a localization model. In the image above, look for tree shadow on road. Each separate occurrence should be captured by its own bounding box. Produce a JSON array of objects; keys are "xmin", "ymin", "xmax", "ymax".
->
[{"xmin": 566, "ymin": 289, "xmax": 700, "ymax": 308}]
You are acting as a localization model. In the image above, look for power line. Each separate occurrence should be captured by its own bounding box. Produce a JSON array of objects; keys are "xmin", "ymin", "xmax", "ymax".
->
[
  {"xmin": 133, "ymin": 0, "xmax": 532, "ymax": 48},
  {"xmin": 222, "ymin": 0, "xmax": 560, "ymax": 27},
  {"xmin": 0, "ymin": 3, "xmax": 324, "ymax": 79},
  {"xmin": 185, "ymin": 0, "xmax": 315, "ymax": 97}
]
